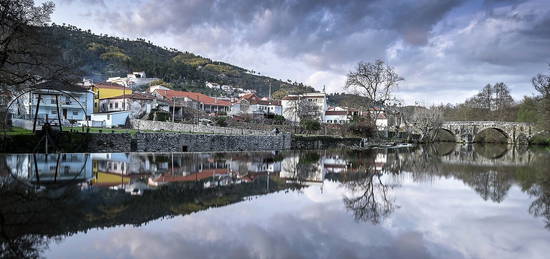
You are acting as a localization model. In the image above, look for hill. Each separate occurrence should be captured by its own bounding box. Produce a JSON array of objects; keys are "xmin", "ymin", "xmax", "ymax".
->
[{"xmin": 42, "ymin": 24, "xmax": 316, "ymax": 97}]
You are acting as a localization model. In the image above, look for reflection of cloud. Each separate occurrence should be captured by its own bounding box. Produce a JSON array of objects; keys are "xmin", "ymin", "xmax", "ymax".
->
[
  {"xmin": 90, "ymin": 202, "xmax": 446, "ymax": 259},
  {"xmin": 44, "ymin": 173, "xmax": 550, "ymax": 259}
]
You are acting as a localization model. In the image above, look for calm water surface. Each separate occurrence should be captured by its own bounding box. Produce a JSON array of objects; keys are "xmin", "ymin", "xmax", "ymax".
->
[{"xmin": 1, "ymin": 144, "xmax": 550, "ymax": 259}]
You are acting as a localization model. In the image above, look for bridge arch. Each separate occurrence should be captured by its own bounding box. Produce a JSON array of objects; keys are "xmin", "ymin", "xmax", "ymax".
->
[
  {"xmin": 474, "ymin": 127, "xmax": 509, "ymax": 143},
  {"xmin": 428, "ymin": 128, "xmax": 457, "ymax": 142}
]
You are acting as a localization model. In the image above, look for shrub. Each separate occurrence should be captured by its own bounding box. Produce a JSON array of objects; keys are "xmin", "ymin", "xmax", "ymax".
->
[
  {"xmin": 300, "ymin": 119, "xmax": 321, "ymax": 133},
  {"xmin": 345, "ymin": 118, "xmax": 376, "ymax": 137},
  {"xmin": 213, "ymin": 116, "xmax": 228, "ymax": 127}
]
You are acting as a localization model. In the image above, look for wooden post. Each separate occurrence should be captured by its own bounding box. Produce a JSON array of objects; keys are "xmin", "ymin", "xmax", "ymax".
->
[
  {"xmin": 55, "ymin": 95, "xmax": 63, "ymax": 132},
  {"xmin": 32, "ymin": 94, "xmax": 42, "ymax": 133}
]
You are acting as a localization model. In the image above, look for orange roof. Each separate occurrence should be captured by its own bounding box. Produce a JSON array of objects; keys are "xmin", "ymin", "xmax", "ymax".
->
[
  {"xmin": 325, "ymin": 111, "xmax": 349, "ymax": 116},
  {"xmin": 155, "ymin": 89, "xmax": 230, "ymax": 106}
]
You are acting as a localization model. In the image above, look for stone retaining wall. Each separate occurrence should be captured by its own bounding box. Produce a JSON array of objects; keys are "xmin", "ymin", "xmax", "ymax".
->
[
  {"xmin": 129, "ymin": 119, "xmax": 274, "ymax": 136},
  {"xmin": 132, "ymin": 132, "xmax": 292, "ymax": 152},
  {"xmin": 291, "ymin": 135, "xmax": 362, "ymax": 150}
]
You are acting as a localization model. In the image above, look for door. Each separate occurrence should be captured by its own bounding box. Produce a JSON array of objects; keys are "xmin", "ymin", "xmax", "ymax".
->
[{"xmin": 62, "ymin": 109, "xmax": 68, "ymax": 119}]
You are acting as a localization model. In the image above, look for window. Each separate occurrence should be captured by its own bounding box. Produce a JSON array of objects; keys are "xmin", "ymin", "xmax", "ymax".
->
[
  {"xmin": 51, "ymin": 110, "xmax": 57, "ymax": 114},
  {"xmin": 115, "ymin": 102, "xmax": 119, "ymax": 108},
  {"xmin": 107, "ymin": 115, "xmax": 111, "ymax": 120},
  {"xmin": 109, "ymin": 103, "xmax": 113, "ymax": 109},
  {"xmin": 327, "ymin": 120, "xmax": 332, "ymax": 123},
  {"xmin": 73, "ymin": 111, "xmax": 79, "ymax": 115},
  {"xmin": 51, "ymin": 99, "xmax": 56, "ymax": 104}
]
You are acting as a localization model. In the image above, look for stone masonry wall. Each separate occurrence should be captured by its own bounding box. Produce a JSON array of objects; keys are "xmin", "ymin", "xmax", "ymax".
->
[
  {"xmin": 82, "ymin": 132, "xmax": 291, "ymax": 152},
  {"xmin": 129, "ymin": 119, "xmax": 275, "ymax": 136},
  {"xmin": 133, "ymin": 132, "xmax": 292, "ymax": 152},
  {"xmin": 291, "ymin": 135, "xmax": 362, "ymax": 150}
]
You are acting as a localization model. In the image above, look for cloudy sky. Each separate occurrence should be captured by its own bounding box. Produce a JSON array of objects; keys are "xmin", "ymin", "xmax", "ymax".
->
[{"xmin": 45, "ymin": 0, "xmax": 550, "ymax": 104}]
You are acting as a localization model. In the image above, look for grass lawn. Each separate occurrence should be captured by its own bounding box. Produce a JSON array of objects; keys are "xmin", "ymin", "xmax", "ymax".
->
[{"xmin": 2, "ymin": 127, "xmax": 33, "ymax": 135}]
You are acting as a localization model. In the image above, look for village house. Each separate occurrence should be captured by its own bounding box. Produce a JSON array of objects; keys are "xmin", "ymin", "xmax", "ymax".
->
[
  {"xmin": 153, "ymin": 89, "xmax": 231, "ymax": 115},
  {"xmin": 107, "ymin": 71, "xmax": 160, "ymax": 88},
  {"xmin": 97, "ymin": 92, "xmax": 155, "ymax": 116},
  {"xmin": 229, "ymin": 93, "xmax": 282, "ymax": 117},
  {"xmin": 11, "ymin": 81, "xmax": 94, "ymax": 127},
  {"xmin": 90, "ymin": 83, "xmax": 133, "ymax": 113},
  {"xmin": 323, "ymin": 107, "xmax": 360, "ymax": 124},
  {"xmin": 281, "ymin": 93, "xmax": 328, "ymax": 122}
]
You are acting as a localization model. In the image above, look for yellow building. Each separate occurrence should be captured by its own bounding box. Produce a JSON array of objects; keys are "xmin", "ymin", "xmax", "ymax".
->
[{"xmin": 91, "ymin": 83, "xmax": 132, "ymax": 112}]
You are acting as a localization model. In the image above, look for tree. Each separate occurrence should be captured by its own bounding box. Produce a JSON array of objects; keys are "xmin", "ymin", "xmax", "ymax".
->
[
  {"xmin": 463, "ymin": 82, "xmax": 515, "ymax": 121},
  {"xmin": 284, "ymin": 97, "xmax": 321, "ymax": 122},
  {"xmin": 532, "ymin": 65, "xmax": 550, "ymax": 130},
  {"xmin": 271, "ymin": 89, "xmax": 288, "ymax": 100},
  {"xmin": 344, "ymin": 59, "xmax": 403, "ymax": 127},
  {"xmin": 0, "ymin": 0, "xmax": 69, "ymax": 90},
  {"xmin": 532, "ymin": 65, "xmax": 550, "ymax": 98},
  {"xmin": 408, "ymin": 106, "xmax": 444, "ymax": 142},
  {"xmin": 300, "ymin": 119, "xmax": 320, "ymax": 134}
]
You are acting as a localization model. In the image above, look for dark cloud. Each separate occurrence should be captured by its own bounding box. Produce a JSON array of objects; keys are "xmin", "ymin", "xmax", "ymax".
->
[
  {"xmin": 58, "ymin": 0, "xmax": 106, "ymax": 7},
  {"xmin": 95, "ymin": 0, "xmax": 464, "ymax": 69},
  {"xmin": 57, "ymin": 0, "xmax": 550, "ymax": 102}
]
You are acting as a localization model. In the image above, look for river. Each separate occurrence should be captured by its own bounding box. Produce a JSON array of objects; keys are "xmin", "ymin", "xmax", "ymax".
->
[{"xmin": 1, "ymin": 144, "xmax": 549, "ymax": 258}]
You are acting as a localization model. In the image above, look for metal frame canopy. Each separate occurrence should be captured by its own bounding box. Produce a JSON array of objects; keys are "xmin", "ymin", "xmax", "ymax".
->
[{"xmin": 2, "ymin": 80, "xmax": 91, "ymax": 133}]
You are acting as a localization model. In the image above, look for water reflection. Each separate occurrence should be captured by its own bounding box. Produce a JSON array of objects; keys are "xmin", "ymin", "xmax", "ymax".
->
[{"xmin": 1, "ymin": 144, "xmax": 549, "ymax": 258}]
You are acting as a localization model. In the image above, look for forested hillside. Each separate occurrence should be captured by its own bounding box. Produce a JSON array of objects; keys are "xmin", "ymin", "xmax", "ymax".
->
[{"xmin": 43, "ymin": 24, "xmax": 315, "ymax": 96}]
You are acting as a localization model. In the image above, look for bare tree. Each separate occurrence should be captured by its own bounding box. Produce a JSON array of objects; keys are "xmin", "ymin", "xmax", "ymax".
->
[
  {"xmin": 0, "ymin": 0, "xmax": 70, "ymax": 91},
  {"xmin": 532, "ymin": 65, "xmax": 550, "ymax": 130},
  {"xmin": 408, "ymin": 105, "xmax": 444, "ymax": 142},
  {"xmin": 344, "ymin": 59, "xmax": 403, "ymax": 126},
  {"xmin": 532, "ymin": 64, "xmax": 550, "ymax": 98},
  {"xmin": 284, "ymin": 97, "xmax": 321, "ymax": 122}
]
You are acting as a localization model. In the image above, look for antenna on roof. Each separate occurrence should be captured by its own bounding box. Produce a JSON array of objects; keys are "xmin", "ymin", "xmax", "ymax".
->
[{"xmin": 323, "ymin": 85, "xmax": 326, "ymax": 94}]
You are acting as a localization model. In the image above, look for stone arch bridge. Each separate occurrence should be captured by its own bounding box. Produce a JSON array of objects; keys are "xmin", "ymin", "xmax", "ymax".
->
[{"xmin": 433, "ymin": 121, "xmax": 534, "ymax": 144}]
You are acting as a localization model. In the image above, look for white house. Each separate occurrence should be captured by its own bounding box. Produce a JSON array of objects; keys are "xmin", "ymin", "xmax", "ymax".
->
[
  {"xmin": 281, "ymin": 93, "xmax": 327, "ymax": 122},
  {"xmin": 97, "ymin": 92, "xmax": 155, "ymax": 119},
  {"xmin": 11, "ymin": 81, "xmax": 94, "ymax": 127},
  {"xmin": 323, "ymin": 107, "xmax": 360, "ymax": 124},
  {"xmin": 91, "ymin": 111, "xmax": 130, "ymax": 128},
  {"xmin": 107, "ymin": 71, "xmax": 160, "ymax": 88},
  {"xmin": 229, "ymin": 93, "xmax": 282, "ymax": 117}
]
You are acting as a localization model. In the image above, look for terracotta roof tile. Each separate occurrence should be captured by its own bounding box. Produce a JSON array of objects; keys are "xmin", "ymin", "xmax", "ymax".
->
[{"xmin": 155, "ymin": 89, "xmax": 230, "ymax": 106}]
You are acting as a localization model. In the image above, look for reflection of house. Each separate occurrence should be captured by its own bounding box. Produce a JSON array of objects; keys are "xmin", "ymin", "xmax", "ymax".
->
[
  {"xmin": 229, "ymin": 93, "xmax": 282, "ymax": 116},
  {"xmin": 322, "ymin": 155, "xmax": 350, "ymax": 174},
  {"xmin": 5, "ymin": 153, "xmax": 93, "ymax": 183},
  {"xmin": 279, "ymin": 154, "xmax": 324, "ymax": 183},
  {"xmin": 13, "ymin": 81, "xmax": 94, "ymax": 125},
  {"xmin": 281, "ymin": 93, "xmax": 327, "ymax": 122}
]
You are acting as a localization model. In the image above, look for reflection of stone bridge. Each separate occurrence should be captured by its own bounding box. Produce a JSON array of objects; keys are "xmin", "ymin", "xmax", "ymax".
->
[
  {"xmin": 436, "ymin": 144, "xmax": 533, "ymax": 167},
  {"xmin": 438, "ymin": 121, "xmax": 534, "ymax": 144}
]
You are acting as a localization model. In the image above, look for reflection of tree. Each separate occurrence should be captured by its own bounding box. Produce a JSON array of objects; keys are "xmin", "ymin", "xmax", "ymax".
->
[
  {"xmin": 0, "ymin": 234, "xmax": 53, "ymax": 259},
  {"xmin": 340, "ymin": 151, "xmax": 400, "ymax": 224},
  {"xmin": 528, "ymin": 185, "xmax": 550, "ymax": 229},
  {"xmin": 343, "ymin": 172, "xmax": 397, "ymax": 224},
  {"xmin": 0, "ymin": 183, "xmax": 66, "ymax": 259}
]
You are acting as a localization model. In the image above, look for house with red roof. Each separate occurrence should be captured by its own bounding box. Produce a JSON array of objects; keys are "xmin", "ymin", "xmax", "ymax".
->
[{"xmin": 153, "ymin": 89, "xmax": 230, "ymax": 114}]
